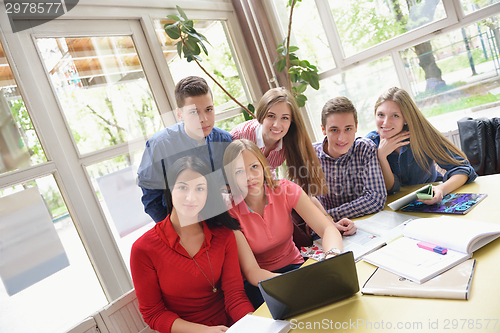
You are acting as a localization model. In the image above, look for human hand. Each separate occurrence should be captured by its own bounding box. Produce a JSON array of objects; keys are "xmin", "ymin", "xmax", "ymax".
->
[
  {"xmin": 335, "ymin": 218, "xmax": 357, "ymax": 236},
  {"xmin": 418, "ymin": 184, "xmax": 444, "ymax": 205},
  {"xmin": 201, "ymin": 325, "xmax": 229, "ymax": 333},
  {"xmin": 377, "ymin": 131, "xmax": 410, "ymax": 159}
]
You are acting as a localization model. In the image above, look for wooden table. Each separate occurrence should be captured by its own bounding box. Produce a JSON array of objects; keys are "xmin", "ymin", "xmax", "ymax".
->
[{"xmin": 254, "ymin": 174, "xmax": 500, "ymax": 332}]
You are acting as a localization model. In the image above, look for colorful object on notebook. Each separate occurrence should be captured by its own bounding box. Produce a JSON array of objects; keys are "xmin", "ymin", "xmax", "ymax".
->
[
  {"xmin": 417, "ymin": 241, "xmax": 448, "ymax": 255},
  {"xmin": 401, "ymin": 193, "xmax": 487, "ymax": 215},
  {"xmin": 416, "ymin": 185, "xmax": 433, "ymax": 200}
]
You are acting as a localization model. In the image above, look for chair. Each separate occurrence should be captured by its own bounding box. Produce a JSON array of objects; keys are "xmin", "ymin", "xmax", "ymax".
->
[
  {"xmin": 457, "ymin": 117, "xmax": 500, "ymax": 176},
  {"xmin": 94, "ymin": 289, "xmax": 157, "ymax": 333}
]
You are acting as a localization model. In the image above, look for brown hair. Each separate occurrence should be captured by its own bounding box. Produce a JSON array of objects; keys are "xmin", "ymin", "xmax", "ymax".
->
[
  {"xmin": 174, "ymin": 76, "xmax": 213, "ymax": 108},
  {"xmin": 223, "ymin": 139, "xmax": 277, "ymax": 198},
  {"xmin": 374, "ymin": 87, "xmax": 467, "ymax": 170},
  {"xmin": 256, "ymin": 88, "xmax": 328, "ymax": 196},
  {"xmin": 321, "ymin": 96, "xmax": 358, "ymax": 128}
]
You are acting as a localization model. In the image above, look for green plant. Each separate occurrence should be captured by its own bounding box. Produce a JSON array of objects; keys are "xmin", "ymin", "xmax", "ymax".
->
[
  {"xmin": 274, "ymin": 0, "xmax": 320, "ymax": 107},
  {"xmin": 164, "ymin": 6, "xmax": 256, "ymax": 119}
]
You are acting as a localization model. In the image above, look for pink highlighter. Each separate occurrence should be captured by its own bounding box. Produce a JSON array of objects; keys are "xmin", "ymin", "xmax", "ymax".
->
[{"xmin": 417, "ymin": 242, "xmax": 448, "ymax": 255}]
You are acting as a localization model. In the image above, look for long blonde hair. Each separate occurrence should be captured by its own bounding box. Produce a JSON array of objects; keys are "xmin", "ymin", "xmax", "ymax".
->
[
  {"xmin": 256, "ymin": 88, "xmax": 328, "ymax": 196},
  {"xmin": 374, "ymin": 87, "xmax": 467, "ymax": 171},
  {"xmin": 223, "ymin": 139, "xmax": 277, "ymax": 199}
]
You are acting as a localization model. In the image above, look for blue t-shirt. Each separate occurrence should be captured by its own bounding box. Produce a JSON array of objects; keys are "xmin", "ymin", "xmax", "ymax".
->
[
  {"xmin": 365, "ymin": 131, "xmax": 477, "ymax": 194},
  {"xmin": 137, "ymin": 122, "xmax": 232, "ymax": 222}
]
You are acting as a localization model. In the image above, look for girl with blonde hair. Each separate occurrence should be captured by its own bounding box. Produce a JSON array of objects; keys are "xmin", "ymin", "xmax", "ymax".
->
[
  {"xmin": 223, "ymin": 139, "xmax": 343, "ymax": 308},
  {"xmin": 366, "ymin": 87, "xmax": 477, "ymax": 203},
  {"xmin": 231, "ymin": 87, "xmax": 328, "ymax": 196}
]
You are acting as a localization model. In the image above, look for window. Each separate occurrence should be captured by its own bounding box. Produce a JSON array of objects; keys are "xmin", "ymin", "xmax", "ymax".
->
[
  {"xmin": 36, "ymin": 36, "xmax": 162, "ymax": 155},
  {"xmin": 152, "ymin": 18, "xmax": 251, "ymax": 120},
  {"xmin": 267, "ymin": 0, "xmax": 500, "ymax": 140},
  {"xmin": 0, "ymin": 41, "xmax": 46, "ymax": 175},
  {"xmin": 402, "ymin": 13, "xmax": 500, "ymax": 132}
]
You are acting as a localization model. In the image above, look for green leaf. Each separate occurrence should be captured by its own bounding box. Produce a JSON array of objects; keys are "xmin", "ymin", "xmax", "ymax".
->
[
  {"xmin": 185, "ymin": 20, "xmax": 194, "ymax": 29},
  {"xmin": 295, "ymin": 94, "xmax": 307, "ymax": 107},
  {"xmin": 290, "ymin": 59, "xmax": 300, "ymax": 66},
  {"xmin": 289, "ymin": 46, "xmax": 299, "ymax": 52},
  {"xmin": 282, "ymin": 47, "xmax": 287, "ymax": 56},
  {"xmin": 248, "ymin": 103, "xmax": 255, "ymax": 112},
  {"xmin": 193, "ymin": 54, "xmax": 203, "ymax": 62},
  {"xmin": 289, "ymin": 54, "xmax": 298, "ymax": 61},
  {"xmin": 276, "ymin": 45, "xmax": 284, "ymax": 54},
  {"xmin": 186, "ymin": 55, "xmax": 194, "ymax": 62},
  {"xmin": 290, "ymin": 73, "xmax": 299, "ymax": 82},
  {"xmin": 296, "ymin": 84, "xmax": 307, "ymax": 93},
  {"xmin": 176, "ymin": 41, "xmax": 182, "ymax": 57},
  {"xmin": 165, "ymin": 27, "xmax": 181, "ymax": 40},
  {"xmin": 176, "ymin": 5, "xmax": 188, "ymax": 21},
  {"xmin": 300, "ymin": 71, "xmax": 311, "ymax": 82},
  {"xmin": 309, "ymin": 73, "xmax": 320, "ymax": 90},
  {"xmin": 276, "ymin": 58, "xmax": 286, "ymax": 73},
  {"xmin": 199, "ymin": 41, "xmax": 209, "ymax": 56},
  {"xmin": 167, "ymin": 15, "xmax": 180, "ymax": 21}
]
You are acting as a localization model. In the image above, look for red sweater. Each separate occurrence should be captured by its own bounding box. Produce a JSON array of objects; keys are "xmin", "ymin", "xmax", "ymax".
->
[{"xmin": 130, "ymin": 217, "xmax": 253, "ymax": 333}]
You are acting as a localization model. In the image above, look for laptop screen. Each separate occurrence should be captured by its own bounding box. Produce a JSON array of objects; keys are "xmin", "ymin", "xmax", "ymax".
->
[{"xmin": 258, "ymin": 251, "xmax": 359, "ymax": 320}]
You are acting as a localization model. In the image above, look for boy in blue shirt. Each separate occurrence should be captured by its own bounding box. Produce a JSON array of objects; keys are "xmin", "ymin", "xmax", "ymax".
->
[{"xmin": 137, "ymin": 76, "xmax": 231, "ymax": 222}]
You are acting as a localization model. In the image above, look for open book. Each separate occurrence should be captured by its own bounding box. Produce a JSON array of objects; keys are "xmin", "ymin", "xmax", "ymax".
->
[
  {"xmin": 342, "ymin": 211, "xmax": 419, "ymax": 261},
  {"xmin": 304, "ymin": 211, "xmax": 419, "ymax": 262},
  {"xmin": 363, "ymin": 216, "xmax": 500, "ymax": 283}
]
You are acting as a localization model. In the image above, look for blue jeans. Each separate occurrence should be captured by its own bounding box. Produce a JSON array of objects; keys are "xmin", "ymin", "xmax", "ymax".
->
[{"xmin": 244, "ymin": 263, "xmax": 303, "ymax": 309}]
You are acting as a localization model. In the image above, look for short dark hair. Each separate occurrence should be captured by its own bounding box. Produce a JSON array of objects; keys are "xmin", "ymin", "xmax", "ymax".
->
[
  {"xmin": 164, "ymin": 156, "xmax": 240, "ymax": 230},
  {"xmin": 174, "ymin": 76, "xmax": 213, "ymax": 108},
  {"xmin": 321, "ymin": 97, "xmax": 358, "ymax": 128}
]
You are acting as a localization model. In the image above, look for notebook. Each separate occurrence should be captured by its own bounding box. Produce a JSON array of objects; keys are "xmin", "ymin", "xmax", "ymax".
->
[
  {"xmin": 400, "ymin": 193, "xmax": 487, "ymax": 214},
  {"xmin": 258, "ymin": 251, "xmax": 359, "ymax": 320},
  {"xmin": 363, "ymin": 216, "xmax": 500, "ymax": 283},
  {"xmin": 362, "ymin": 259, "xmax": 476, "ymax": 300}
]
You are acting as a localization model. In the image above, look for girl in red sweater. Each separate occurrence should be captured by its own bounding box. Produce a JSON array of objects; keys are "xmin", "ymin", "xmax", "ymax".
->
[{"xmin": 131, "ymin": 156, "xmax": 253, "ymax": 333}]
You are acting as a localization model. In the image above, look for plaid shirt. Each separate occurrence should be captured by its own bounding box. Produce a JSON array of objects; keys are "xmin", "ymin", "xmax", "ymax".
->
[{"xmin": 313, "ymin": 137, "xmax": 387, "ymax": 221}]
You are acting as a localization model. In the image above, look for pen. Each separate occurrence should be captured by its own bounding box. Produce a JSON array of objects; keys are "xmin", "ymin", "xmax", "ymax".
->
[{"xmin": 417, "ymin": 241, "xmax": 447, "ymax": 255}]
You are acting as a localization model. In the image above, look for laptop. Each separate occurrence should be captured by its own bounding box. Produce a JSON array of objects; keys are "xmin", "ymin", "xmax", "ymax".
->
[{"xmin": 258, "ymin": 251, "xmax": 359, "ymax": 320}]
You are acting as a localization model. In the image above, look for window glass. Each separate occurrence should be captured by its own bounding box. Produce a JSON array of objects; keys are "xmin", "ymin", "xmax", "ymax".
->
[
  {"xmin": 0, "ymin": 175, "xmax": 107, "ymax": 333},
  {"xmin": 153, "ymin": 19, "xmax": 250, "ymax": 113},
  {"xmin": 35, "ymin": 36, "xmax": 163, "ymax": 155},
  {"xmin": 271, "ymin": 0, "xmax": 335, "ymax": 72},
  {"xmin": 401, "ymin": 14, "xmax": 500, "ymax": 132},
  {"xmin": 330, "ymin": 0, "xmax": 446, "ymax": 57},
  {"xmin": 215, "ymin": 113, "xmax": 246, "ymax": 132},
  {"xmin": 306, "ymin": 56, "xmax": 399, "ymax": 139},
  {"xmin": 0, "ymin": 40, "xmax": 46, "ymax": 175},
  {"xmin": 86, "ymin": 149, "xmax": 154, "ymax": 271},
  {"xmin": 461, "ymin": 0, "xmax": 500, "ymax": 15}
]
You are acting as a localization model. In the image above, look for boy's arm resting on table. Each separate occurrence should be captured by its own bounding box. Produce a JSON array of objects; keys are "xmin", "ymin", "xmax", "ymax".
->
[
  {"xmin": 233, "ymin": 230, "xmax": 278, "ymax": 286},
  {"xmin": 310, "ymin": 196, "xmax": 357, "ymax": 236},
  {"xmin": 327, "ymin": 148, "xmax": 387, "ymax": 221},
  {"xmin": 141, "ymin": 187, "xmax": 168, "ymax": 223},
  {"xmin": 294, "ymin": 191, "xmax": 343, "ymax": 253},
  {"xmin": 221, "ymin": 232, "xmax": 255, "ymax": 322}
]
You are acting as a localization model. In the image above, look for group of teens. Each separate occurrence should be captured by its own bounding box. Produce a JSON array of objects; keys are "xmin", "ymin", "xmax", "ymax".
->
[{"xmin": 131, "ymin": 76, "xmax": 477, "ymax": 333}]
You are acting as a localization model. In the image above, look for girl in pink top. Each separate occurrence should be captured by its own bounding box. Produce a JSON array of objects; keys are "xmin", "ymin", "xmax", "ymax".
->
[{"xmin": 223, "ymin": 139, "xmax": 344, "ymax": 307}]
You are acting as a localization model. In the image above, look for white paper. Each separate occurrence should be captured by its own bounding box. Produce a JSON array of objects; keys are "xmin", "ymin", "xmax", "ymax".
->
[
  {"xmin": 0, "ymin": 187, "xmax": 69, "ymax": 295},
  {"xmin": 227, "ymin": 315, "xmax": 290, "ymax": 333}
]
